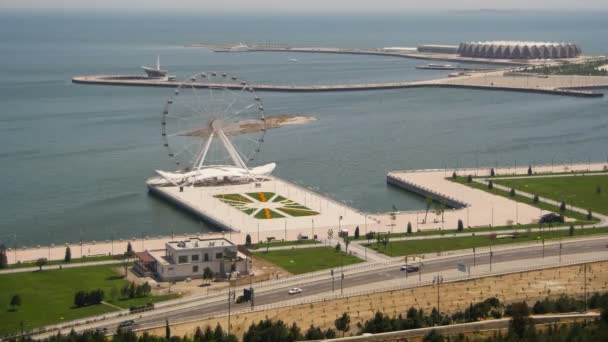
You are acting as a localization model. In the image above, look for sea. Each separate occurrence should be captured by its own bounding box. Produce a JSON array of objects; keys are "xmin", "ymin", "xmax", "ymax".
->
[{"xmin": 1, "ymin": 11, "xmax": 607, "ymax": 246}]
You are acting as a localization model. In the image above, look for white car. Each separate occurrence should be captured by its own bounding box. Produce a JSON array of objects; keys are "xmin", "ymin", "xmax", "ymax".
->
[{"xmin": 288, "ymin": 287, "xmax": 302, "ymax": 295}]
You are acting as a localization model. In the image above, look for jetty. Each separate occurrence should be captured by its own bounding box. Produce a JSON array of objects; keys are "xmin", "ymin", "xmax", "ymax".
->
[{"xmin": 72, "ymin": 71, "xmax": 608, "ymax": 97}]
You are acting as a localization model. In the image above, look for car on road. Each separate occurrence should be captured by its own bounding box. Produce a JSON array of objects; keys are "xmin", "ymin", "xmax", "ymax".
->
[
  {"xmin": 288, "ymin": 287, "xmax": 303, "ymax": 295},
  {"xmin": 400, "ymin": 264, "xmax": 420, "ymax": 273},
  {"xmin": 539, "ymin": 213, "xmax": 564, "ymax": 224},
  {"xmin": 117, "ymin": 320, "xmax": 136, "ymax": 332}
]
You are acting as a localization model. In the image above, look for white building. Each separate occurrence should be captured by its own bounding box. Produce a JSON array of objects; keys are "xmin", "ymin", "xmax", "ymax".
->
[{"xmin": 135, "ymin": 238, "xmax": 247, "ymax": 282}]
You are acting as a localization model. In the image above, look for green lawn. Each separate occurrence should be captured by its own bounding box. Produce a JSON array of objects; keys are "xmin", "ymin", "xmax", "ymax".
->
[
  {"xmin": 367, "ymin": 227, "xmax": 608, "ymax": 257},
  {"xmin": 451, "ymin": 177, "xmax": 598, "ymax": 223},
  {"xmin": 0, "ymin": 264, "xmax": 178, "ymax": 336},
  {"xmin": 8, "ymin": 255, "xmax": 121, "ymax": 270},
  {"xmin": 254, "ymin": 208, "xmax": 284, "ymax": 219},
  {"xmin": 494, "ymin": 175, "xmax": 608, "ymax": 215},
  {"xmin": 254, "ymin": 247, "xmax": 363, "ymax": 274},
  {"xmin": 250, "ymin": 239, "xmax": 321, "ymax": 250}
]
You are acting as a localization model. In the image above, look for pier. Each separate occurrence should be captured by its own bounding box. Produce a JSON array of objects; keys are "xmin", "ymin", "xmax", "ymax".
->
[{"xmin": 72, "ymin": 71, "xmax": 607, "ymax": 97}]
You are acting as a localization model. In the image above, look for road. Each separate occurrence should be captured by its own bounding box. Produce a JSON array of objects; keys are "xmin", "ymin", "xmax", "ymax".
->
[{"xmin": 75, "ymin": 236, "xmax": 608, "ymax": 335}]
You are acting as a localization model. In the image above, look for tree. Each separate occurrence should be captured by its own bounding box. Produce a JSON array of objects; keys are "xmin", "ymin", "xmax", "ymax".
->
[
  {"xmin": 569, "ymin": 225, "xmax": 575, "ymax": 237},
  {"xmin": 488, "ymin": 180, "xmax": 493, "ymax": 190},
  {"xmin": 380, "ymin": 235, "xmax": 390, "ymax": 251},
  {"xmin": 365, "ymin": 231, "xmax": 375, "ymax": 243},
  {"xmin": 457, "ymin": 219, "xmax": 464, "ymax": 232},
  {"xmin": 407, "ymin": 222, "xmax": 413, "ymax": 234},
  {"xmin": 335, "ymin": 243, "xmax": 341, "ymax": 252},
  {"xmin": 560, "ymin": 201, "xmax": 566, "ymax": 214},
  {"xmin": 597, "ymin": 185, "xmax": 602, "ymax": 195},
  {"xmin": 354, "ymin": 226, "xmax": 360, "ymax": 239},
  {"xmin": 587, "ymin": 210, "xmax": 593, "ymax": 221},
  {"xmin": 423, "ymin": 330, "xmax": 445, "ymax": 342},
  {"xmin": 533, "ymin": 194, "xmax": 539, "ymax": 203},
  {"xmin": 452, "ymin": 171, "xmax": 457, "ymax": 179},
  {"xmin": 342, "ymin": 236, "xmax": 350, "ymax": 253},
  {"xmin": 165, "ymin": 319, "xmax": 171, "ymax": 339},
  {"xmin": 528, "ymin": 165, "xmax": 533, "ymax": 175},
  {"xmin": 305, "ymin": 325, "xmax": 324, "ymax": 340},
  {"xmin": 334, "ymin": 312, "xmax": 351, "ymax": 337},
  {"xmin": 509, "ymin": 301, "xmax": 534, "ymax": 339},
  {"xmin": 424, "ymin": 196, "xmax": 433, "ymax": 222},
  {"xmin": 245, "ymin": 234, "xmax": 252, "ymax": 247},
  {"xmin": 0, "ymin": 244, "xmax": 7, "ymax": 269},
  {"xmin": 10, "ymin": 294, "xmax": 21, "ymax": 311},
  {"xmin": 64, "ymin": 246, "xmax": 72, "ymax": 263},
  {"xmin": 490, "ymin": 168, "xmax": 495, "ymax": 177},
  {"xmin": 35, "ymin": 258, "xmax": 47, "ymax": 271},
  {"xmin": 125, "ymin": 242, "xmax": 135, "ymax": 258},
  {"xmin": 510, "ymin": 188, "xmax": 516, "ymax": 197},
  {"xmin": 467, "ymin": 175, "xmax": 473, "ymax": 183}
]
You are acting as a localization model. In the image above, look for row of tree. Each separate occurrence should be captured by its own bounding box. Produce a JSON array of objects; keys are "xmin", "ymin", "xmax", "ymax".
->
[
  {"xmin": 120, "ymin": 282, "xmax": 152, "ymax": 299},
  {"xmin": 74, "ymin": 289, "xmax": 104, "ymax": 307}
]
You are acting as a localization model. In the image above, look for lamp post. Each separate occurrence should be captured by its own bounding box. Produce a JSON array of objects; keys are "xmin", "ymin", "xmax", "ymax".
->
[
  {"xmin": 433, "ymin": 275, "xmax": 444, "ymax": 314},
  {"xmin": 340, "ymin": 272, "xmax": 344, "ymax": 295}
]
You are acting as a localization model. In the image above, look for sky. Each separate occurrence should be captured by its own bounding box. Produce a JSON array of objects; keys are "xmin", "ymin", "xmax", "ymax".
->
[{"xmin": 1, "ymin": 0, "xmax": 607, "ymax": 14}]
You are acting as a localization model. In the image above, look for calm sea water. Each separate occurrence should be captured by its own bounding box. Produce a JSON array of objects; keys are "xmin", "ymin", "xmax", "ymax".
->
[{"xmin": 1, "ymin": 12, "xmax": 607, "ymax": 246}]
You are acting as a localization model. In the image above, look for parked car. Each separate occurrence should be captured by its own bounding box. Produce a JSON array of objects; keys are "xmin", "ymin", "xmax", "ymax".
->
[
  {"xmin": 400, "ymin": 264, "xmax": 420, "ymax": 273},
  {"xmin": 288, "ymin": 287, "xmax": 303, "ymax": 295},
  {"xmin": 539, "ymin": 213, "xmax": 564, "ymax": 224}
]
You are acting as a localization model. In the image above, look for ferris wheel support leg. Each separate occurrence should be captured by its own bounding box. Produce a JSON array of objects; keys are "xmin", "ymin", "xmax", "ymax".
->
[
  {"xmin": 194, "ymin": 132, "xmax": 215, "ymax": 172},
  {"xmin": 217, "ymin": 129, "xmax": 249, "ymax": 170}
]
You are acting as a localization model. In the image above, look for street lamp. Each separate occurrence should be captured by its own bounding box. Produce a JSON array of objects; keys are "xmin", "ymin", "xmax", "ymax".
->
[{"xmin": 433, "ymin": 275, "xmax": 444, "ymax": 314}]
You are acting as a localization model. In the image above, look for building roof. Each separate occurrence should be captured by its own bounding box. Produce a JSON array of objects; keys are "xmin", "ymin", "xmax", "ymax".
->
[
  {"xmin": 135, "ymin": 251, "xmax": 156, "ymax": 263},
  {"xmin": 167, "ymin": 237, "xmax": 234, "ymax": 251}
]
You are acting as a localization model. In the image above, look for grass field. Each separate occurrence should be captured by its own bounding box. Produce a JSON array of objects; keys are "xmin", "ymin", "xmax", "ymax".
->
[
  {"xmin": 254, "ymin": 247, "xmax": 363, "ymax": 274},
  {"xmin": 250, "ymin": 239, "xmax": 321, "ymax": 250},
  {"xmin": 494, "ymin": 175, "xmax": 608, "ymax": 215},
  {"xmin": 0, "ymin": 264, "xmax": 177, "ymax": 335},
  {"xmin": 452, "ymin": 177, "xmax": 598, "ymax": 223},
  {"xmin": 8, "ymin": 255, "xmax": 121, "ymax": 269},
  {"xmin": 367, "ymin": 227, "xmax": 608, "ymax": 257}
]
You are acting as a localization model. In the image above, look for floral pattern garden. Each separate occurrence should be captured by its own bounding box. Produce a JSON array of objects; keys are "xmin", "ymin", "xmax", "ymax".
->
[{"xmin": 214, "ymin": 192, "xmax": 319, "ymax": 219}]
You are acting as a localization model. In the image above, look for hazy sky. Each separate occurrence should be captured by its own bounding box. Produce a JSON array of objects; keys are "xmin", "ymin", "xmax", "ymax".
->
[{"xmin": 1, "ymin": 0, "xmax": 607, "ymax": 13}]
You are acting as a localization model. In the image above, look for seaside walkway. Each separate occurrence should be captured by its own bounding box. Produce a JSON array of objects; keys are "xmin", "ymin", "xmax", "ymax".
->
[{"xmin": 72, "ymin": 71, "xmax": 608, "ymax": 97}]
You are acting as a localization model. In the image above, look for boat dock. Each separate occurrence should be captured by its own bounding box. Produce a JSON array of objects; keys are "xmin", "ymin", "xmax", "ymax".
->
[{"xmin": 72, "ymin": 73, "xmax": 607, "ymax": 97}]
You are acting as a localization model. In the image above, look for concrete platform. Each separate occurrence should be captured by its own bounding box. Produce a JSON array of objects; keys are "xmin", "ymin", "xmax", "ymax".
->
[{"xmin": 147, "ymin": 176, "xmax": 367, "ymax": 237}]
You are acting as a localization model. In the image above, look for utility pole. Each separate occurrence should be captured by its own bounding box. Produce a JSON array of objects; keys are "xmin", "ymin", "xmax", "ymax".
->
[
  {"xmin": 473, "ymin": 247, "xmax": 476, "ymax": 267},
  {"xmin": 340, "ymin": 272, "xmax": 344, "ymax": 295},
  {"xmin": 331, "ymin": 269, "xmax": 335, "ymax": 292},
  {"xmin": 559, "ymin": 239, "xmax": 562, "ymax": 263},
  {"xmin": 228, "ymin": 289, "xmax": 236, "ymax": 336}
]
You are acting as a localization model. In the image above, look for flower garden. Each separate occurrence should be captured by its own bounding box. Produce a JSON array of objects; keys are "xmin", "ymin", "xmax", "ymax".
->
[{"xmin": 213, "ymin": 192, "xmax": 319, "ymax": 219}]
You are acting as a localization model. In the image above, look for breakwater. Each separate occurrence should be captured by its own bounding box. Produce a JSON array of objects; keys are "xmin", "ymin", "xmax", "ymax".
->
[{"xmin": 72, "ymin": 75, "xmax": 604, "ymax": 97}]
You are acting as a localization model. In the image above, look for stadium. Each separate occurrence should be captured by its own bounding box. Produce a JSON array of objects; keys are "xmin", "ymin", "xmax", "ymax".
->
[{"xmin": 457, "ymin": 41, "xmax": 581, "ymax": 59}]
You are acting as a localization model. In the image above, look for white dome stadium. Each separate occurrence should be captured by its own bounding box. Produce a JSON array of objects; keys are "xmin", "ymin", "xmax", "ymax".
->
[{"xmin": 457, "ymin": 41, "xmax": 581, "ymax": 59}]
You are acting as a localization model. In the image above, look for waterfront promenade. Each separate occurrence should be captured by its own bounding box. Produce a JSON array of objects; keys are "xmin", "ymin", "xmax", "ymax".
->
[
  {"xmin": 72, "ymin": 72, "xmax": 608, "ymax": 97},
  {"xmin": 4, "ymin": 163, "xmax": 607, "ymax": 265}
]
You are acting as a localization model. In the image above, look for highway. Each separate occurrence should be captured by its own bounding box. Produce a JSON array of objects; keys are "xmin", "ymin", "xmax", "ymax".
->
[{"xmin": 79, "ymin": 236, "xmax": 608, "ymax": 335}]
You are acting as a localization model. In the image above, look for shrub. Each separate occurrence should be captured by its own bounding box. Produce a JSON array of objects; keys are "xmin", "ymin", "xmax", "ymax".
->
[
  {"xmin": 533, "ymin": 194, "xmax": 539, "ymax": 203},
  {"xmin": 510, "ymin": 188, "xmax": 516, "ymax": 197},
  {"xmin": 245, "ymin": 234, "xmax": 252, "ymax": 247},
  {"xmin": 407, "ymin": 222, "xmax": 412, "ymax": 234},
  {"xmin": 587, "ymin": 210, "xmax": 593, "ymax": 220},
  {"xmin": 467, "ymin": 175, "xmax": 473, "ymax": 183},
  {"xmin": 335, "ymin": 243, "xmax": 341, "ymax": 252},
  {"xmin": 64, "ymin": 246, "xmax": 71, "ymax": 263},
  {"xmin": 488, "ymin": 180, "xmax": 494, "ymax": 190},
  {"xmin": 457, "ymin": 219, "xmax": 464, "ymax": 232},
  {"xmin": 490, "ymin": 168, "xmax": 495, "ymax": 177},
  {"xmin": 569, "ymin": 225, "xmax": 574, "ymax": 236},
  {"xmin": 452, "ymin": 171, "xmax": 457, "ymax": 179},
  {"xmin": 527, "ymin": 165, "xmax": 532, "ymax": 175}
]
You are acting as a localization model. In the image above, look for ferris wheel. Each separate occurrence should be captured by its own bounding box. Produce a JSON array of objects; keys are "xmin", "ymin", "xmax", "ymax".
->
[{"xmin": 156, "ymin": 72, "xmax": 275, "ymax": 186}]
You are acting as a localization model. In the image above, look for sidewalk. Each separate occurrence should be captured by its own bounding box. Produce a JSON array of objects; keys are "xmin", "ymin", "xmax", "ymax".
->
[{"xmin": 0, "ymin": 259, "xmax": 124, "ymax": 275}]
